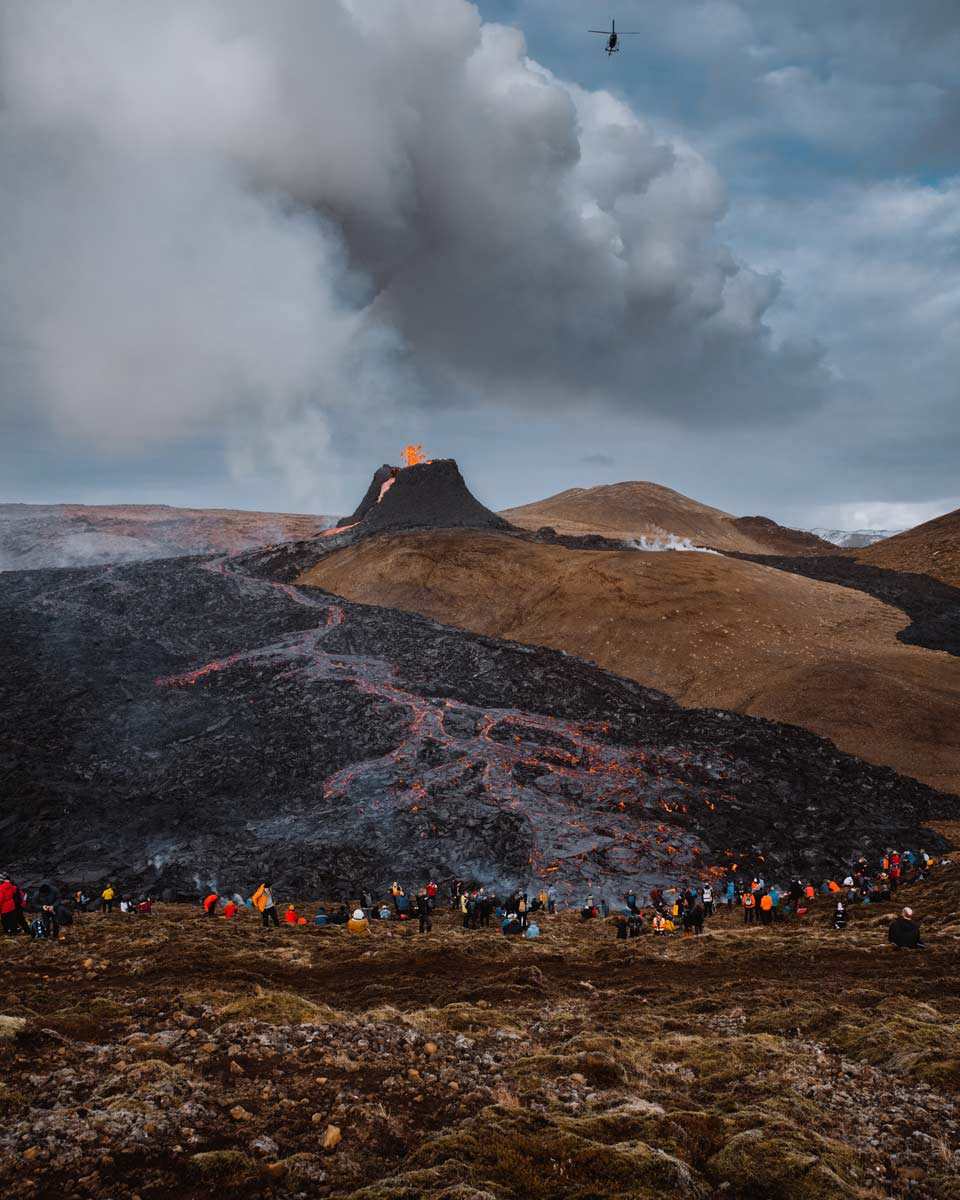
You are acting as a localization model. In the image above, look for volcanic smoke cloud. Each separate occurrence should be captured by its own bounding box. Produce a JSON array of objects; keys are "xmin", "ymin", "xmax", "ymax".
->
[{"xmin": 0, "ymin": 0, "xmax": 826, "ymax": 497}]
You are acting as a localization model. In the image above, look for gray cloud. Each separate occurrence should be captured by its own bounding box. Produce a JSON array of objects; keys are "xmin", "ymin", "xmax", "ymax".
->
[{"xmin": 0, "ymin": 0, "xmax": 829, "ymax": 510}]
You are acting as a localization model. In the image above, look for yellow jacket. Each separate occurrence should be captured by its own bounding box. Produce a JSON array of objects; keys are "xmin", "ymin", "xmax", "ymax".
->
[
  {"xmin": 101, "ymin": 886, "xmax": 114, "ymax": 901},
  {"xmin": 251, "ymin": 884, "xmax": 272, "ymax": 913}
]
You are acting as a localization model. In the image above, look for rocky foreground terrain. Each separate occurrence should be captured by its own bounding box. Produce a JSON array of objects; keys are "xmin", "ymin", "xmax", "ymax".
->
[{"xmin": 1, "ymin": 856, "xmax": 958, "ymax": 1200}]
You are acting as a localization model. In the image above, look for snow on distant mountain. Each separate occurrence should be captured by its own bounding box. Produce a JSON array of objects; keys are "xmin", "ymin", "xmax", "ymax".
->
[{"xmin": 805, "ymin": 527, "xmax": 904, "ymax": 549}]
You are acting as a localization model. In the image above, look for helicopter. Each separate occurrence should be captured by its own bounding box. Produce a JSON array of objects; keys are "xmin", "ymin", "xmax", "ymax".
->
[{"xmin": 588, "ymin": 18, "xmax": 641, "ymax": 55}]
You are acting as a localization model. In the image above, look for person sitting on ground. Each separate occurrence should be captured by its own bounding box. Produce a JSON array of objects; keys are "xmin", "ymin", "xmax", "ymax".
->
[
  {"xmin": 580, "ymin": 902, "xmax": 596, "ymax": 921},
  {"xmin": 651, "ymin": 912, "xmax": 674, "ymax": 934},
  {"xmin": 501, "ymin": 913, "xmax": 522, "ymax": 935},
  {"xmin": 833, "ymin": 899, "xmax": 847, "ymax": 930},
  {"xmin": 628, "ymin": 912, "xmax": 643, "ymax": 937},
  {"xmin": 347, "ymin": 908, "xmax": 370, "ymax": 936},
  {"xmin": 888, "ymin": 907, "xmax": 924, "ymax": 949},
  {"xmin": 137, "ymin": 897, "xmax": 153, "ymax": 915},
  {"xmin": 284, "ymin": 904, "xmax": 299, "ymax": 925},
  {"xmin": 377, "ymin": 903, "xmax": 392, "ymax": 920},
  {"xmin": 523, "ymin": 921, "xmax": 540, "ymax": 939},
  {"xmin": 314, "ymin": 907, "xmax": 328, "ymax": 926},
  {"xmin": 203, "ymin": 892, "xmax": 219, "ymax": 916},
  {"xmin": 222, "ymin": 898, "xmax": 238, "ymax": 919},
  {"xmin": 614, "ymin": 913, "xmax": 629, "ymax": 940},
  {"xmin": 32, "ymin": 905, "xmax": 61, "ymax": 940}
]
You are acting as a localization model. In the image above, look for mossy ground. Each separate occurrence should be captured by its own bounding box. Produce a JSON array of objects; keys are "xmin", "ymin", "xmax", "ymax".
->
[{"xmin": 1, "ymin": 862, "xmax": 958, "ymax": 1199}]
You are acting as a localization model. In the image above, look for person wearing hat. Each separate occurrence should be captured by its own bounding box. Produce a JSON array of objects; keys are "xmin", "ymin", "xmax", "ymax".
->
[
  {"xmin": 888, "ymin": 907, "xmax": 924, "ymax": 949},
  {"xmin": 347, "ymin": 908, "xmax": 370, "ymax": 936}
]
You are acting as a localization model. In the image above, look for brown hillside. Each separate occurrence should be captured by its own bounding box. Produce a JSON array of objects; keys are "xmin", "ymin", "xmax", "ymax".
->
[
  {"xmin": 855, "ymin": 506, "xmax": 960, "ymax": 587},
  {"xmin": 500, "ymin": 481, "xmax": 831, "ymax": 554},
  {"xmin": 300, "ymin": 530, "xmax": 960, "ymax": 795}
]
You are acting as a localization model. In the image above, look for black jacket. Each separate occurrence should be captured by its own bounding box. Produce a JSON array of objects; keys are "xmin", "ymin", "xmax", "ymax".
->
[{"xmin": 888, "ymin": 917, "xmax": 922, "ymax": 948}]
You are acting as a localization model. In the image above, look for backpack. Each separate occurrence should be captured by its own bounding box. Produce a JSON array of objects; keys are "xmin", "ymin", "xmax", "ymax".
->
[{"xmin": 31, "ymin": 918, "xmax": 47, "ymax": 939}]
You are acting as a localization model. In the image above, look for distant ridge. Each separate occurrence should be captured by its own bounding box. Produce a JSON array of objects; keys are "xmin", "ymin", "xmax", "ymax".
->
[{"xmin": 501, "ymin": 481, "xmax": 832, "ymax": 555}]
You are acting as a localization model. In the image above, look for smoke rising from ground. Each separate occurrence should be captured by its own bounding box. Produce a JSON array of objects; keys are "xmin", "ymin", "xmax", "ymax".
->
[
  {"xmin": 0, "ymin": 0, "xmax": 826, "ymax": 502},
  {"xmin": 627, "ymin": 535, "xmax": 720, "ymax": 555}
]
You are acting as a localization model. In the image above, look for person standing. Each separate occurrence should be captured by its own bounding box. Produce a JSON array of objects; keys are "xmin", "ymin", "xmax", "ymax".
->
[
  {"xmin": 742, "ymin": 890, "xmax": 756, "ymax": 925},
  {"xmin": 0, "ymin": 876, "xmax": 18, "ymax": 936},
  {"xmin": 415, "ymin": 889, "xmax": 433, "ymax": 934},
  {"xmin": 251, "ymin": 882, "xmax": 279, "ymax": 927},
  {"xmin": 101, "ymin": 883, "xmax": 115, "ymax": 913}
]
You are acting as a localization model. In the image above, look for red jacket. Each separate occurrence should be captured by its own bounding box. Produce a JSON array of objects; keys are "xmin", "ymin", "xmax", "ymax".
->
[{"xmin": 0, "ymin": 880, "xmax": 16, "ymax": 915}]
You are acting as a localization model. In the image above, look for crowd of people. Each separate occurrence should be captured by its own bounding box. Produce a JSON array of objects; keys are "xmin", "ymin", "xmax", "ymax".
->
[{"xmin": 0, "ymin": 846, "xmax": 941, "ymax": 951}]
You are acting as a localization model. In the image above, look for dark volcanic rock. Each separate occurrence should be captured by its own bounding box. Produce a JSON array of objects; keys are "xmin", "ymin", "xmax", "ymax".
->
[
  {"xmin": 345, "ymin": 463, "xmax": 395, "ymax": 525},
  {"xmin": 727, "ymin": 553, "xmax": 960, "ymax": 657},
  {"xmin": 356, "ymin": 458, "xmax": 510, "ymax": 535},
  {"xmin": 1, "ymin": 554, "xmax": 956, "ymax": 900}
]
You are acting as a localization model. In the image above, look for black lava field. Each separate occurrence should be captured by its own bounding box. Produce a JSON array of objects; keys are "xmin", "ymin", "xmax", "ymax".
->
[{"xmin": 1, "ymin": 543, "xmax": 956, "ymax": 899}]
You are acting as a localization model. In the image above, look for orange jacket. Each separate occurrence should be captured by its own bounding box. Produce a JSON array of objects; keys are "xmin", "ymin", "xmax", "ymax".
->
[
  {"xmin": 741, "ymin": 893, "xmax": 755, "ymax": 908},
  {"xmin": 827, "ymin": 881, "xmax": 841, "ymax": 893},
  {"xmin": 203, "ymin": 893, "xmax": 218, "ymax": 912},
  {"xmin": 804, "ymin": 885, "xmax": 815, "ymax": 899},
  {"xmin": 223, "ymin": 901, "xmax": 237, "ymax": 919},
  {"xmin": 284, "ymin": 907, "xmax": 297, "ymax": 925},
  {"xmin": 759, "ymin": 895, "xmax": 773, "ymax": 911}
]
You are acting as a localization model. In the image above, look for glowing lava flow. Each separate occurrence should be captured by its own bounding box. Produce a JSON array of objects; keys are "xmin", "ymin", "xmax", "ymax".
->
[{"xmin": 153, "ymin": 567, "xmax": 738, "ymax": 894}]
